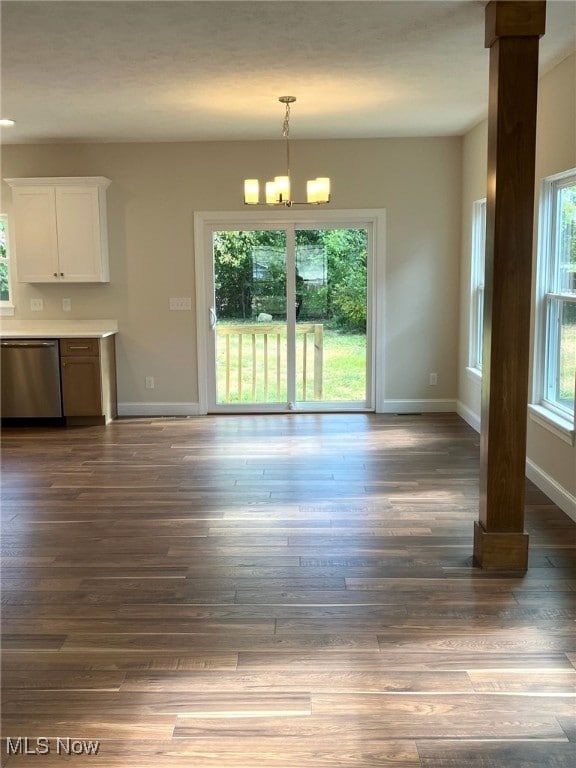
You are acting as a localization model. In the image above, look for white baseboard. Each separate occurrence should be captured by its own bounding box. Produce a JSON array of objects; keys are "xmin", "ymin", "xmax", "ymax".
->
[
  {"xmin": 525, "ymin": 458, "xmax": 576, "ymax": 523},
  {"xmin": 457, "ymin": 400, "xmax": 481, "ymax": 433},
  {"xmin": 457, "ymin": 401, "xmax": 576, "ymax": 522},
  {"xmin": 378, "ymin": 398, "xmax": 457, "ymax": 414},
  {"xmin": 118, "ymin": 402, "xmax": 201, "ymax": 417},
  {"xmin": 124, "ymin": 400, "xmax": 457, "ymax": 417}
]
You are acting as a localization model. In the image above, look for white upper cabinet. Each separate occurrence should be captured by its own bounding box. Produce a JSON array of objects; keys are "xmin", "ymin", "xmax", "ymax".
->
[{"xmin": 4, "ymin": 177, "xmax": 111, "ymax": 283}]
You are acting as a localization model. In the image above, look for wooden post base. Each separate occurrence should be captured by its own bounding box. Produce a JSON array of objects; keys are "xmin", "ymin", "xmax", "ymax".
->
[{"xmin": 473, "ymin": 521, "xmax": 529, "ymax": 571}]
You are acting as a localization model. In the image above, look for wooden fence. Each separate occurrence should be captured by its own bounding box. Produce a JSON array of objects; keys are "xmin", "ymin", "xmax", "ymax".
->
[{"xmin": 216, "ymin": 323, "xmax": 324, "ymax": 403}]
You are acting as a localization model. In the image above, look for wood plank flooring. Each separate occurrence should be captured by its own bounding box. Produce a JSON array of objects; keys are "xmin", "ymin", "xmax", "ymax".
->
[{"xmin": 1, "ymin": 412, "xmax": 575, "ymax": 767}]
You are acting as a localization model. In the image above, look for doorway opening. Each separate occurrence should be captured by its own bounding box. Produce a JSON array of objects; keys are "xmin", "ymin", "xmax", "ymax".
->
[{"xmin": 195, "ymin": 210, "xmax": 385, "ymax": 414}]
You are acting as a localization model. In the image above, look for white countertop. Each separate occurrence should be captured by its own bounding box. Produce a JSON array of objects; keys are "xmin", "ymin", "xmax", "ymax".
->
[{"xmin": 0, "ymin": 320, "xmax": 118, "ymax": 339}]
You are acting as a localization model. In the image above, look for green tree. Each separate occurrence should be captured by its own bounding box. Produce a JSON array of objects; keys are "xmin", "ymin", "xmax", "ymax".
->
[
  {"xmin": 214, "ymin": 230, "xmax": 287, "ymax": 319},
  {"xmin": 562, "ymin": 185, "xmax": 576, "ymax": 270},
  {"xmin": 561, "ymin": 186, "xmax": 576, "ymax": 324},
  {"xmin": 213, "ymin": 231, "xmax": 255, "ymax": 319},
  {"xmin": 213, "ymin": 228, "xmax": 367, "ymax": 331},
  {"xmin": 323, "ymin": 229, "xmax": 367, "ymax": 331}
]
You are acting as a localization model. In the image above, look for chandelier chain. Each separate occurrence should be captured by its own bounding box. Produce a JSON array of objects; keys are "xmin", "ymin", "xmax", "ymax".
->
[
  {"xmin": 282, "ymin": 101, "xmax": 291, "ymax": 140},
  {"xmin": 282, "ymin": 101, "xmax": 291, "ymax": 178}
]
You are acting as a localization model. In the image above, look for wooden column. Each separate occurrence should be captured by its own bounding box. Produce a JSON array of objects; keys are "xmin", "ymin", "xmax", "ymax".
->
[{"xmin": 474, "ymin": 1, "xmax": 546, "ymax": 570}]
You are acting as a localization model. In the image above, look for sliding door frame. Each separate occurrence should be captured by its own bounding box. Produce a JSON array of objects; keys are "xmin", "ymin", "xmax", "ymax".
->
[{"xmin": 194, "ymin": 208, "xmax": 386, "ymax": 414}]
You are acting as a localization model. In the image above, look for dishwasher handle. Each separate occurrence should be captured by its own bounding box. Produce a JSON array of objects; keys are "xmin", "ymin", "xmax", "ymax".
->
[{"xmin": 1, "ymin": 341, "xmax": 59, "ymax": 348}]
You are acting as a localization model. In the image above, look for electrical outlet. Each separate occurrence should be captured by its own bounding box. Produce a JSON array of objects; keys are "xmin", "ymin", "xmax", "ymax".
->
[
  {"xmin": 169, "ymin": 297, "xmax": 192, "ymax": 311},
  {"xmin": 429, "ymin": 373, "xmax": 438, "ymax": 386},
  {"xmin": 30, "ymin": 298, "xmax": 44, "ymax": 311},
  {"xmin": 145, "ymin": 376, "xmax": 155, "ymax": 389},
  {"xmin": 62, "ymin": 298, "xmax": 72, "ymax": 312}
]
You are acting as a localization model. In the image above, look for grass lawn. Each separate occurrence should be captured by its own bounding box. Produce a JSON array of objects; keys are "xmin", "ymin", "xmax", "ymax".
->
[
  {"xmin": 216, "ymin": 323, "xmax": 366, "ymax": 404},
  {"xmin": 320, "ymin": 332, "xmax": 367, "ymax": 401}
]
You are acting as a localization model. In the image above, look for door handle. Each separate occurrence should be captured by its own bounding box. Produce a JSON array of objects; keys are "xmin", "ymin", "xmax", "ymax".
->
[{"xmin": 209, "ymin": 307, "xmax": 217, "ymax": 331}]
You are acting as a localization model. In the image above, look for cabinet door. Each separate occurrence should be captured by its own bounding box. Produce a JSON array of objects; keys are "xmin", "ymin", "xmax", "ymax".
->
[
  {"xmin": 55, "ymin": 187, "xmax": 103, "ymax": 281},
  {"xmin": 61, "ymin": 356, "xmax": 102, "ymax": 416},
  {"xmin": 12, "ymin": 187, "xmax": 59, "ymax": 282}
]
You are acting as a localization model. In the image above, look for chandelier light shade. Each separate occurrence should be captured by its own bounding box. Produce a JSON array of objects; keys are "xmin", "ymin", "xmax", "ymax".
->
[
  {"xmin": 244, "ymin": 179, "xmax": 260, "ymax": 205},
  {"xmin": 244, "ymin": 96, "xmax": 331, "ymax": 207},
  {"xmin": 307, "ymin": 177, "xmax": 331, "ymax": 204}
]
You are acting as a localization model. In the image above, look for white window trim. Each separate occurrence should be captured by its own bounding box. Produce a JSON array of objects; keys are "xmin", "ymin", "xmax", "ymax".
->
[
  {"xmin": 465, "ymin": 366, "xmax": 482, "ymax": 384},
  {"xmin": 528, "ymin": 403, "xmax": 574, "ymax": 445},
  {"xmin": 0, "ymin": 213, "xmax": 15, "ymax": 315},
  {"xmin": 531, "ymin": 167, "xmax": 576, "ymax": 442},
  {"xmin": 193, "ymin": 208, "xmax": 386, "ymax": 415},
  {"xmin": 469, "ymin": 198, "xmax": 486, "ymax": 375}
]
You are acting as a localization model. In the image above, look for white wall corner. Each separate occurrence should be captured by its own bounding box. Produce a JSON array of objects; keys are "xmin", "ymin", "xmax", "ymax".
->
[
  {"xmin": 457, "ymin": 400, "xmax": 481, "ymax": 433},
  {"xmin": 118, "ymin": 402, "xmax": 201, "ymax": 418},
  {"xmin": 525, "ymin": 458, "xmax": 576, "ymax": 524}
]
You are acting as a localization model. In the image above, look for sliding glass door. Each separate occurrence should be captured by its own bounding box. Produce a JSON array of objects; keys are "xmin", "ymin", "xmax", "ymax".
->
[
  {"xmin": 213, "ymin": 228, "xmax": 289, "ymax": 406},
  {"xmin": 203, "ymin": 218, "xmax": 373, "ymax": 412}
]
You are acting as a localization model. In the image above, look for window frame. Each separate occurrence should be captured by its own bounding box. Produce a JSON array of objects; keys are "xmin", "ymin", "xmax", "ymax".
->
[
  {"xmin": 0, "ymin": 213, "xmax": 15, "ymax": 316},
  {"xmin": 468, "ymin": 198, "xmax": 486, "ymax": 376},
  {"xmin": 531, "ymin": 168, "xmax": 576, "ymax": 443}
]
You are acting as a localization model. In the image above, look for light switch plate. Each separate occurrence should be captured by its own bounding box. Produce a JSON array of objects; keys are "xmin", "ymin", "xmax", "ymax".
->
[
  {"xmin": 62, "ymin": 298, "xmax": 72, "ymax": 312},
  {"xmin": 169, "ymin": 297, "xmax": 192, "ymax": 311},
  {"xmin": 30, "ymin": 298, "xmax": 44, "ymax": 311}
]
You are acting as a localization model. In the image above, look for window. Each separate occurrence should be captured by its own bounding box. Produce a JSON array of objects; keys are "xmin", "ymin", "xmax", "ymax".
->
[
  {"xmin": 469, "ymin": 199, "xmax": 486, "ymax": 372},
  {"xmin": 0, "ymin": 214, "xmax": 15, "ymax": 315},
  {"xmin": 534, "ymin": 169, "xmax": 576, "ymax": 432}
]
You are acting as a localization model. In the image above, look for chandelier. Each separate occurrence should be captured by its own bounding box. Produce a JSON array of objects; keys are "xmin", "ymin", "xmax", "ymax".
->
[{"xmin": 244, "ymin": 96, "xmax": 331, "ymax": 207}]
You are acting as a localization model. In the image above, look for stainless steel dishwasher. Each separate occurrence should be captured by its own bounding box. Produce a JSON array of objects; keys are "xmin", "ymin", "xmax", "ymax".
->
[{"xmin": 0, "ymin": 339, "xmax": 63, "ymax": 417}]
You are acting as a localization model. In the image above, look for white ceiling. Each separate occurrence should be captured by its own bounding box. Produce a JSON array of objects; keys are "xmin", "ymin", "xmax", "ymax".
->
[{"xmin": 1, "ymin": 0, "xmax": 575, "ymax": 144}]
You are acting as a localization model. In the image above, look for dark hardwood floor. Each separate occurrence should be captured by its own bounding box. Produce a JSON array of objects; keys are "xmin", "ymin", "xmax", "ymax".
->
[{"xmin": 1, "ymin": 413, "xmax": 575, "ymax": 767}]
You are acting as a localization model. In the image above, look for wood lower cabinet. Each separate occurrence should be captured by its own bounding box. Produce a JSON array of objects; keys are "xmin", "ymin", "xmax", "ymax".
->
[{"xmin": 60, "ymin": 336, "xmax": 117, "ymax": 425}]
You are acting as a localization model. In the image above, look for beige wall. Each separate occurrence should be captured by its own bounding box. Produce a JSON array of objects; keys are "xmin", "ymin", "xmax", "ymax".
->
[
  {"xmin": 458, "ymin": 52, "xmax": 576, "ymax": 516},
  {"xmin": 1, "ymin": 137, "xmax": 462, "ymax": 410},
  {"xmin": 528, "ymin": 52, "xmax": 576, "ymax": 507}
]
